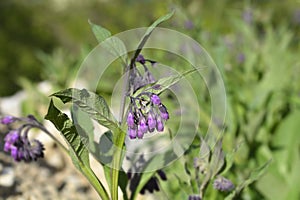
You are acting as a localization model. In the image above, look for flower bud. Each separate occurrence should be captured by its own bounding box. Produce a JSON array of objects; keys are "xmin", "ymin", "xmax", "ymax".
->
[
  {"xmin": 147, "ymin": 114, "xmax": 156, "ymax": 130},
  {"xmin": 139, "ymin": 118, "xmax": 148, "ymax": 133},
  {"xmin": 137, "ymin": 129, "xmax": 144, "ymax": 139},
  {"xmin": 128, "ymin": 128, "xmax": 137, "ymax": 139},
  {"xmin": 213, "ymin": 176, "xmax": 234, "ymax": 192},
  {"xmin": 136, "ymin": 54, "xmax": 146, "ymax": 64},
  {"xmin": 1, "ymin": 115, "xmax": 16, "ymax": 124},
  {"xmin": 127, "ymin": 112, "xmax": 135, "ymax": 128},
  {"xmin": 159, "ymin": 104, "xmax": 169, "ymax": 120},
  {"xmin": 4, "ymin": 130, "xmax": 20, "ymax": 151},
  {"xmin": 151, "ymin": 94, "xmax": 161, "ymax": 105},
  {"xmin": 156, "ymin": 119, "xmax": 164, "ymax": 132}
]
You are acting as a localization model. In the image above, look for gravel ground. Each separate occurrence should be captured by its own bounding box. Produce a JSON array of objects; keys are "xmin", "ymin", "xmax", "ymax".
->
[{"xmin": 0, "ymin": 142, "xmax": 99, "ymax": 200}]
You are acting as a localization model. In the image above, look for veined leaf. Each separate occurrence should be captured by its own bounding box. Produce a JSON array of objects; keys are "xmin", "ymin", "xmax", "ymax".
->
[
  {"xmin": 51, "ymin": 88, "xmax": 119, "ymax": 131},
  {"xmin": 71, "ymin": 105, "xmax": 96, "ymax": 152},
  {"xmin": 129, "ymin": 11, "xmax": 174, "ymax": 68},
  {"xmin": 88, "ymin": 20, "xmax": 111, "ymax": 43},
  {"xmin": 45, "ymin": 99, "xmax": 90, "ymax": 168},
  {"xmin": 133, "ymin": 67, "xmax": 202, "ymax": 97},
  {"xmin": 45, "ymin": 100, "xmax": 110, "ymax": 200},
  {"xmin": 89, "ymin": 20, "xmax": 128, "ymax": 66}
]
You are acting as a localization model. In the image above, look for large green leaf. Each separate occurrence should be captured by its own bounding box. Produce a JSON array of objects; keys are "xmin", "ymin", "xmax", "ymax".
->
[
  {"xmin": 51, "ymin": 88, "xmax": 119, "ymax": 131},
  {"xmin": 45, "ymin": 99, "xmax": 90, "ymax": 168},
  {"xmin": 71, "ymin": 105, "xmax": 96, "ymax": 152},
  {"xmin": 129, "ymin": 11, "xmax": 174, "ymax": 68},
  {"xmin": 45, "ymin": 100, "xmax": 109, "ymax": 200}
]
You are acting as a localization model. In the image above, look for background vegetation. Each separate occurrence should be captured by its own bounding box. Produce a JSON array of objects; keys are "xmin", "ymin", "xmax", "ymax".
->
[{"xmin": 0, "ymin": 0, "xmax": 299, "ymax": 199}]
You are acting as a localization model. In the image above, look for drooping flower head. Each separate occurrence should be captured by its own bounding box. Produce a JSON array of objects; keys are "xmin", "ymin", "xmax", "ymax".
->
[
  {"xmin": 1, "ymin": 115, "xmax": 45, "ymax": 162},
  {"xmin": 125, "ymin": 54, "xmax": 169, "ymax": 139}
]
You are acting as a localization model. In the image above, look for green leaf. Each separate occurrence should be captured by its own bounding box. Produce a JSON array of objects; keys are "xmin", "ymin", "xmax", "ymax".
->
[
  {"xmin": 225, "ymin": 159, "xmax": 272, "ymax": 200},
  {"xmin": 118, "ymin": 170, "xmax": 129, "ymax": 200},
  {"xmin": 133, "ymin": 67, "xmax": 201, "ymax": 97},
  {"xmin": 221, "ymin": 141, "xmax": 244, "ymax": 175},
  {"xmin": 45, "ymin": 99, "xmax": 90, "ymax": 168},
  {"xmin": 51, "ymin": 88, "xmax": 119, "ymax": 131},
  {"xmin": 45, "ymin": 100, "xmax": 110, "ymax": 200},
  {"xmin": 210, "ymin": 139, "xmax": 225, "ymax": 177},
  {"xmin": 88, "ymin": 20, "xmax": 111, "ymax": 43},
  {"xmin": 129, "ymin": 11, "xmax": 174, "ymax": 68},
  {"xmin": 89, "ymin": 20, "xmax": 128, "ymax": 66},
  {"xmin": 71, "ymin": 105, "xmax": 96, "ymax": 152}
]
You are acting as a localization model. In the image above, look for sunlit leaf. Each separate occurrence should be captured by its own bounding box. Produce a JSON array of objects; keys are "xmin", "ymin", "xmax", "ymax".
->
[
  {"xmin": 133, "ymin": 67, "xmax": 202, "ymax": 97},
  {"xmin": 51, "ymin": 88, "xmax": 119, "ymax": 131},
  {"xmin": 45, "ymin": 100, "xmax": 110, "ymax": 200}
]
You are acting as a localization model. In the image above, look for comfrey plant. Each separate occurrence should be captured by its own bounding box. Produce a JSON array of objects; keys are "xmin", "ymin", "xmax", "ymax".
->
[{"xmin": 0, "ymin": 12, "xmax": 271, "ymax": 200}]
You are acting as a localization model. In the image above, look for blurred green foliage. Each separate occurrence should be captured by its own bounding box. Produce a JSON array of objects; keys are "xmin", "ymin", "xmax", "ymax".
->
[{"xmin": 1, "ymin": 0, "xmax": 300, "ymax": 199}]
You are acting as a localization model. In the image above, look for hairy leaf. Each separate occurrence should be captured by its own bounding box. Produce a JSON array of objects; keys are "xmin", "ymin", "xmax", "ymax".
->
[
  {"xmin": 45, "ymin": 100, "xmax": 110, "ymax": 199},
  {"xmin": 51, "ymin": 88, "xmax": 119, "ymax": 131},
  {"xmin": 133, "ymin": 67, "xmax": 202, "ymax": 97},
  {"xmin": 45, "ymin": 99, "xmax": 90, "ymax": 168}
]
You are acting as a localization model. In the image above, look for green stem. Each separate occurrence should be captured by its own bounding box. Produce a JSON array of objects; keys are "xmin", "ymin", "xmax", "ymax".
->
[
  {"xmin": 30, "ymin": 123, "xmax": 69, "ymax": 154},
  {"xmin": 81, "ymin": 164, "xmax": 110, "ymax": 200},
  {"xmin": 111, "ymin": 128, "xmax": 126, "ymax": 200}
]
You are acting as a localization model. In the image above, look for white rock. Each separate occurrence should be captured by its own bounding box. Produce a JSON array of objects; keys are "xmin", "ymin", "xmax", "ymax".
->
[{"xmin": 0, "ymin": 167, "xmax": 15, "ymax": 187}]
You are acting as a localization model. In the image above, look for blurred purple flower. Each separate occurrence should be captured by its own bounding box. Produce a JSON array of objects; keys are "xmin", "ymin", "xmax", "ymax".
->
[
  {"xmin": 184, "ymin": 20, "xmax": 194, "ymax": 30},
  {"xmin": 237, "ymin": 53, "xmax": 245, "ymax": 64},
  {"xmin": 1, "ymin": 115, "xmax": 45, "ymax": 162},
  {"xmin": 243, "ymin": 8, "xmax": 253, "ymax": 25},
  {"xmin": 1, "ymin": 115, "xmax": 16, "ymax": 124},
  {"xmin": 188, "ymin": 195, "xmax": 201, "ymax": 200},
  {"xmin": 213, "ymin": 176, "xmax": 235, "ymax": 192}
]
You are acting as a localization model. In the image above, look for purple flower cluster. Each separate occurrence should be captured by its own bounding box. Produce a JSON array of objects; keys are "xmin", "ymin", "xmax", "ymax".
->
[
  {"xmin": 1, "ymin": 115, "xmax": 45, "ymax": 162},
  {"xmin": 126, "ymin": 54, "xmax": 169, "ymax": 139},
  {"xmin": 127, "ymin": 93, "xmax": 169, "ymax": 139},
  {"xmin": 130, "ymin": 54, "xmax": 156, "ymax": 92}
]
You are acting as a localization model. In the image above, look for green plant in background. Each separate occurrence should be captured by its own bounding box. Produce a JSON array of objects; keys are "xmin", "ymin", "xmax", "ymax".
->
[
  {"xmin": 0, "ymin": 11, "xmax": 275, "ymax": 200},
  {"xmin": 1, "ymin": 1, "xmax": 300, "ymax": 199}
]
